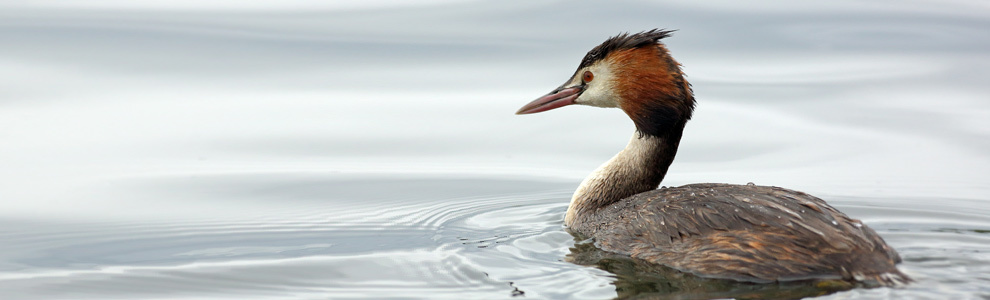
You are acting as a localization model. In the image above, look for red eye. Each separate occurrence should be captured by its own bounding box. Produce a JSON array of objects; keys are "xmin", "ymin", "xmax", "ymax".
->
[{"xmin": 582, "ymin": 70, "xmax": 594, "ymax": 83}]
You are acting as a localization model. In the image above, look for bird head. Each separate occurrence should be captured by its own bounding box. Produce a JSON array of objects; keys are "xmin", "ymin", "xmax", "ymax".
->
[{"xmin": 516, "ymin": 29, "xmax": 695, "ymax": 137}]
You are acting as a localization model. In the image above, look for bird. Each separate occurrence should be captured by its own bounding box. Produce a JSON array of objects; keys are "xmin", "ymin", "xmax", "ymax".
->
[{"xmin": 515, "ymin": 29, "xmax": 908, "ymax": 286}]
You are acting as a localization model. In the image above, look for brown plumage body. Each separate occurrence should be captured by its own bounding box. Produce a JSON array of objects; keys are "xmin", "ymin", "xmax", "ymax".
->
[
  {"xmin": 569, "ymin": 183, "xmax": 903, "ymax": 284},
  {"xmin": 516, "ymin": 29, "xmax": 908, "ymax": 285}
]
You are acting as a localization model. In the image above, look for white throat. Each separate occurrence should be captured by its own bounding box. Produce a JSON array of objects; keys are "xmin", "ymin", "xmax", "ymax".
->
[{"xmin": 564, "ymin": 133, "xmax": 668, "ymax": 226}]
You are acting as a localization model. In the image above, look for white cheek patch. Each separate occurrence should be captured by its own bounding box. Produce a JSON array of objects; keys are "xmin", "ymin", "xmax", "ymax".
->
[{"xmin": 574, "ymin": 64, "xmax": 619, "ymax": 108}]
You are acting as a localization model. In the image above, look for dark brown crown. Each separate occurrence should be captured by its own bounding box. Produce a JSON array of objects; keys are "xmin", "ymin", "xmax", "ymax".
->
[{"xmin": 578, "ymin": 29, "xmax": 675, "ymax": 70}]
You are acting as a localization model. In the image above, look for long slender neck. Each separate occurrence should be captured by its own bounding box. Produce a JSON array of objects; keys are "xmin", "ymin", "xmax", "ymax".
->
[{"xmin": 564, "ymin": 128, "xmax": 684, "ymax": 226}]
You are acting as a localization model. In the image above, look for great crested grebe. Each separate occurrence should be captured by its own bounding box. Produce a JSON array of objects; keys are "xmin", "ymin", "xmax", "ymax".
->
[{"xmin": 516, "ymin": 29, "xmax": 908, "ymax": 285}]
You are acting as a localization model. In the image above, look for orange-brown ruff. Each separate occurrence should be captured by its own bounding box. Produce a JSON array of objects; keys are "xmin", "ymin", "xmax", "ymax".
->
[{"xmin": 516, "ymin": 29, "xmax": 908, "ymax": 285}]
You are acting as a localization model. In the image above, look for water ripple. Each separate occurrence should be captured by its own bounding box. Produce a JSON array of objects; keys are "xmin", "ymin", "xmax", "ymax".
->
[{"xmin": 2, "ymin": 173, "xmax": 989, "ymax": 299}]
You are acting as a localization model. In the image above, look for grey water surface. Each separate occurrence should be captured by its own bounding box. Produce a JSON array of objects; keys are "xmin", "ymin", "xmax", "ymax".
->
[{"xmin": 1, "ymin": 0, "xmax": 989, "ymax": 299}]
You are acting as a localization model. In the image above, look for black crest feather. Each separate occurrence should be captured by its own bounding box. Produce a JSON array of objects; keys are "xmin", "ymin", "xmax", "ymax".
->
[{"xmin": 578, "ymin": 29, "xmax": 675, "ymax": 69}]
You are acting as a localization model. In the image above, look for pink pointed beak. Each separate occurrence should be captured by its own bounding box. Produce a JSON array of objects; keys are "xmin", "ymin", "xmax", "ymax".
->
[{"xmin": 515, "ymin": 86, "xmax": 582, "ymax": 115}]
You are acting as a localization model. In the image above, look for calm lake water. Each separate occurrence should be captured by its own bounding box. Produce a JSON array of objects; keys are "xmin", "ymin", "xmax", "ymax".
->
[{"xmin": 2, "ymin": 1, "xmax": 989, "ymax": 299}]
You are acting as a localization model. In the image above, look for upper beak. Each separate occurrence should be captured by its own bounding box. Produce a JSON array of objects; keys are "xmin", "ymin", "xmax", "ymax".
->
[{"xmin": 515, "ymin": 86, "xmax": 583, "ymax": 115}]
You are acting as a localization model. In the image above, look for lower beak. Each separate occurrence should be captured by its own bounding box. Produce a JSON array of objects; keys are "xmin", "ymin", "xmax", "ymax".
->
[{"xmin": 515, "ymin": 86, "xmax": 582, "ymax": 115}]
